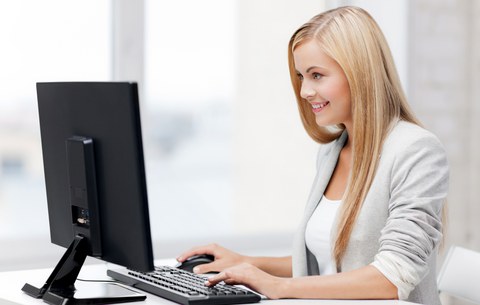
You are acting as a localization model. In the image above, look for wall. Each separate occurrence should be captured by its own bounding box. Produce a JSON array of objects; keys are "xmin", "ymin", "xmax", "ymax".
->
[
  {"xmin": 408, "ymin": 0, "xmax": 480, "ymax": 250},
  {"xmin": 408, "ymin": 1, "xmax": 480, "ymax": 304},
  {"xmin": 233, "ymin": 0, "xmax": 324, "ymax": 236}
]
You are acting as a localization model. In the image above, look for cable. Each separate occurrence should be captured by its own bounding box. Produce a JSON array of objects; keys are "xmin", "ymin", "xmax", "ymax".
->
[{"xmin": 76, "ymin": 278, "xmax": 117, "ymax": 283}]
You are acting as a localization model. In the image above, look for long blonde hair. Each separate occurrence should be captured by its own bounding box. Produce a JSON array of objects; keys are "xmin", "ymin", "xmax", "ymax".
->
[{"xmin": 288, "ymin": 6, "xmax": 421, "ymax": 266}]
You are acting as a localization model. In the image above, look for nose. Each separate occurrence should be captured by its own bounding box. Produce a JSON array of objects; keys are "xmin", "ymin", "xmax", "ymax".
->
[{"xmin": 300, "ymin": 81, "xmax": 315, "ymax": 101}]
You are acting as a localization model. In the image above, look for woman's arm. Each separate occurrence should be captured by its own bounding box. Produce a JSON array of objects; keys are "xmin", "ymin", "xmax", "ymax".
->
[
  {"xmin": 246, "ymin": 255, "xmax": 292, "ymax": 277},
  {"xmin": 206, "ymin": 263, "xmax": 397, "ymax": 300},
  {"xmin": 281, "ymin": 265, "xmax": 396, "ymax": 299}
]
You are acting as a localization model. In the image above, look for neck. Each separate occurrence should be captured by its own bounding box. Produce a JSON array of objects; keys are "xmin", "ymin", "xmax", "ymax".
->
[{"xmin": 343, "ymin": 125, "xmax": 353, "ymax": 151}]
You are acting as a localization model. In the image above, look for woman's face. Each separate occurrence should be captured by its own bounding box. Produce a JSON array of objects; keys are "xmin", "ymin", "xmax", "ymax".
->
[{"xmin": 293, "ymin": 40, "xmax": 352, "ymax": 130}]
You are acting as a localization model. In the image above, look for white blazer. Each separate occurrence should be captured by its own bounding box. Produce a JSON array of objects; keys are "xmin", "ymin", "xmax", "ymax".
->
[{"xmin": 292, "ymin": 121, "xmax": 449, "ymax": 305}]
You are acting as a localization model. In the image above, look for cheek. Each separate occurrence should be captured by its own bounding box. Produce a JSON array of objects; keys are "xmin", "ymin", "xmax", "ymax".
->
[
  {"xmin": 326, "ymin": 80, "xmax": 350, "ymax": 105},
  {"xmin": 329, "ymin": 83, "xmax": 352, "ymax": 120}
]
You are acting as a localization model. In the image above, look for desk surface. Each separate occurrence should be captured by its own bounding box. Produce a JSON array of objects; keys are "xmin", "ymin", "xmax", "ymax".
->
[{"xmin": 0, "ymin": 259, "xmax": 420, "ymax": 305}]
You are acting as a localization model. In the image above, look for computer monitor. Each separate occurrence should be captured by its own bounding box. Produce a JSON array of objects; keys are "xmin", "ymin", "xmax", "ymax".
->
[{"xmin": 22, "ymin": 82, "xmax": 155, "ymax": 305}]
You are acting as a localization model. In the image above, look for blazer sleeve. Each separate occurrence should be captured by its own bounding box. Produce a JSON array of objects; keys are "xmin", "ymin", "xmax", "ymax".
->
[{"xmin": 371, "ymin": 132, "xmax": 449, "ymax": 299}]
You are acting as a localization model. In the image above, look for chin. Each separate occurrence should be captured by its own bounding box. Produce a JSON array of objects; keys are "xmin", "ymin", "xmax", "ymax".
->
[{"xmin": 315, "ymin": 118, "xmax": 332, "ymax": 127}]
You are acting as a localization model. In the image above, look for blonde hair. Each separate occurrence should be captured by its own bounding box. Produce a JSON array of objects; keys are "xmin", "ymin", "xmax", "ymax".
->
[{"xmin": 288, "ymin": 6, "xmax": 422, "ymax": 266}]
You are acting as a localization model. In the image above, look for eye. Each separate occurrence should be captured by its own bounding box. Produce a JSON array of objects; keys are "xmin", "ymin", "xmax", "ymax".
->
[
  {"xmin": 312, "ymin": 72, "xmax": 323, "ymax": 80},
  {"xmin": 296, "ymin": 73, "xmax": 304, "ymax": 81}
]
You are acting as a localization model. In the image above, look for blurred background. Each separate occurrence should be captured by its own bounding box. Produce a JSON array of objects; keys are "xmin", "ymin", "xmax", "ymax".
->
[{"xmin": 0, "ymin": 0, "xmax": 478, "ymax": 304}]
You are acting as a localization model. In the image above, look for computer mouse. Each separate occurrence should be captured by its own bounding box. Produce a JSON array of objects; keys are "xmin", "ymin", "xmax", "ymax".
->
[{"xmin": 175, "ymin": 254, "xmax": 215, "ymax": 273}]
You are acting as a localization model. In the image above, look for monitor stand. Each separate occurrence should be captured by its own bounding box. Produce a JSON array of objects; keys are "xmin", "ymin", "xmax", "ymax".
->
[{"xmin": 21, "ymin": 235, "xmax": 146, "ymax": 305}]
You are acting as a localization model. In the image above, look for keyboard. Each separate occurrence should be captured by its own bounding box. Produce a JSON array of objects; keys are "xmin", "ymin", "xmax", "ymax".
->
[{"xmin": 107, "ymin": 266, "xmax": 261, "ymax": 305}]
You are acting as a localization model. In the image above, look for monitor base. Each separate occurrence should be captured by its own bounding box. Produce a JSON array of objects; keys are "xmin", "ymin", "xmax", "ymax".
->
[
  {"xmin": 21, "ymin": 235, "xmax": 146, "ymax": 305},
  {"xmin": 42, "ymin": 282, "xmax": 146, "ymax": 305}
]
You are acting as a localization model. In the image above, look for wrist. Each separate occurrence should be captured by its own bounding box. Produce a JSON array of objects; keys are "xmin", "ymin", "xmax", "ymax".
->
[
  {"xmin": 269, "ymin": 277, "xmax": 293, "ymax": 299},
  {"xmin": 278, "ymin": 277, "xmax": 294, "ymax": 299},
  {"xmin": 243, "ymin": 255, "xmax": 258, "ymax": 267}
]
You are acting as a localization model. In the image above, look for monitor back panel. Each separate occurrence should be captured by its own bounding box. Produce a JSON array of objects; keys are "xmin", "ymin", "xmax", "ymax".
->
[{"xmin": 37, "ymin": 82, "xmax": 154, "ymax": 272}]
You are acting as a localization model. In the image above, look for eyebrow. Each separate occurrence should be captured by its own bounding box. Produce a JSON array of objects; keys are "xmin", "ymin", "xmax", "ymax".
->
[
  {"xmin": 295, "ymin": 66, "xmax": 326, "ymax": 75},
  {"xmin": 306, "ymin": 66, "xmax": 324, "ymax": 73}
]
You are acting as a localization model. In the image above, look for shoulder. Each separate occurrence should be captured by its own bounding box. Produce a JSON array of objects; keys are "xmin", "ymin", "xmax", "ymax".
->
[
  {"xmin": 382, "ymin": 121, "xmax": 446, "ymax": 158},
  {"xmin": 381, "ymin": 121, "xmax": 449, "ymax": 191}
]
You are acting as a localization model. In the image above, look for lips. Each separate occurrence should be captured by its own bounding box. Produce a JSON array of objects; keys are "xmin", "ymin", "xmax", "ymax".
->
[{"xmin": 311, "ymin": 101, "xmax": 329, "ymax": 113}]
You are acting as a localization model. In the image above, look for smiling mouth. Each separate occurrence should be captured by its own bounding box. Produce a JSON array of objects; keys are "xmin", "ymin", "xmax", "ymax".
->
[{"xmin": 312, "ymin": 101, "xmax": 329, "ymax": 113}]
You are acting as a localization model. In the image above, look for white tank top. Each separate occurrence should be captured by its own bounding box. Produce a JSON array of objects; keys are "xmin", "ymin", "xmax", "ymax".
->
[{"xmin": 305, "ymin": 195, "xmax": 342, "ymax": 275}]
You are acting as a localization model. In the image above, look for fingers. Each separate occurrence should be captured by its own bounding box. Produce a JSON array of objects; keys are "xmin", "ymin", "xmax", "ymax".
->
[
  {"xmin": 204, "ymin": 263, "xmax": 251, "ymax": 287},
  {"xmin": 176, "ymin": 244, "xmax": 218, "ymax": 262},
  {"xmin": 205, "ymin": 271, "xmax": 232, "ymax": 287},
  {"xmin": 176, "ymin": 243, "xmax": 246, "ymax": 275},
  {"xmin": 204, "ymin": 263, "xmax": 284, "ymax": 300},
  {"xmin": 192, "ymin": 262, "xmax": 217, "ymax": 274}
]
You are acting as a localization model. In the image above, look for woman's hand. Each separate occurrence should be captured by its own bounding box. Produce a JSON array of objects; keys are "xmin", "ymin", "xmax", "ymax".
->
[
  {"xmin": 177, "ymin": 243, "xmax": 249, "ymax": 274},
  {"xmin": 205, "ymin": 263, "xmax": 287, "ymax": 299}
]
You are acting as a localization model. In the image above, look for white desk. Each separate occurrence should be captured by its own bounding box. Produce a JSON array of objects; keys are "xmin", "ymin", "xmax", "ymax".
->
[{"xmin": 0, "ymin": 260, "xmax": 420, "ymax": 305}]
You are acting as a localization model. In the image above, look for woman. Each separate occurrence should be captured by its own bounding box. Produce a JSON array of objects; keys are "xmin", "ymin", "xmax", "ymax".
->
[{"xmin": 177, "ymin": 6, "xmax": 449, "ymax": 304}]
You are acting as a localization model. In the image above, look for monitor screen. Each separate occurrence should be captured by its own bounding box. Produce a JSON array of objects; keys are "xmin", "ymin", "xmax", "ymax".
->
[{"xmin": 22, "ymin": 82, "xmax": 155, "ymax": 304}]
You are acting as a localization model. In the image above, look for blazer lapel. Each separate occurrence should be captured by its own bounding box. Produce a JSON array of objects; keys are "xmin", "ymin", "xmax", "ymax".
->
[{"xmin": 303, "ymin": 131, "xmax": 347, "ymax": 221}]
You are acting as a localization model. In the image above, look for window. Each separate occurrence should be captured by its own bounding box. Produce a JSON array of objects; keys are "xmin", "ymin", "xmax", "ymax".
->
[
  {"xmin": 143, "ymin": 0, "xmax": 237, "ymax": 242},
  {"xmin": 0, "ymin": 0, "xmax": 111, "ymax": 270}
]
